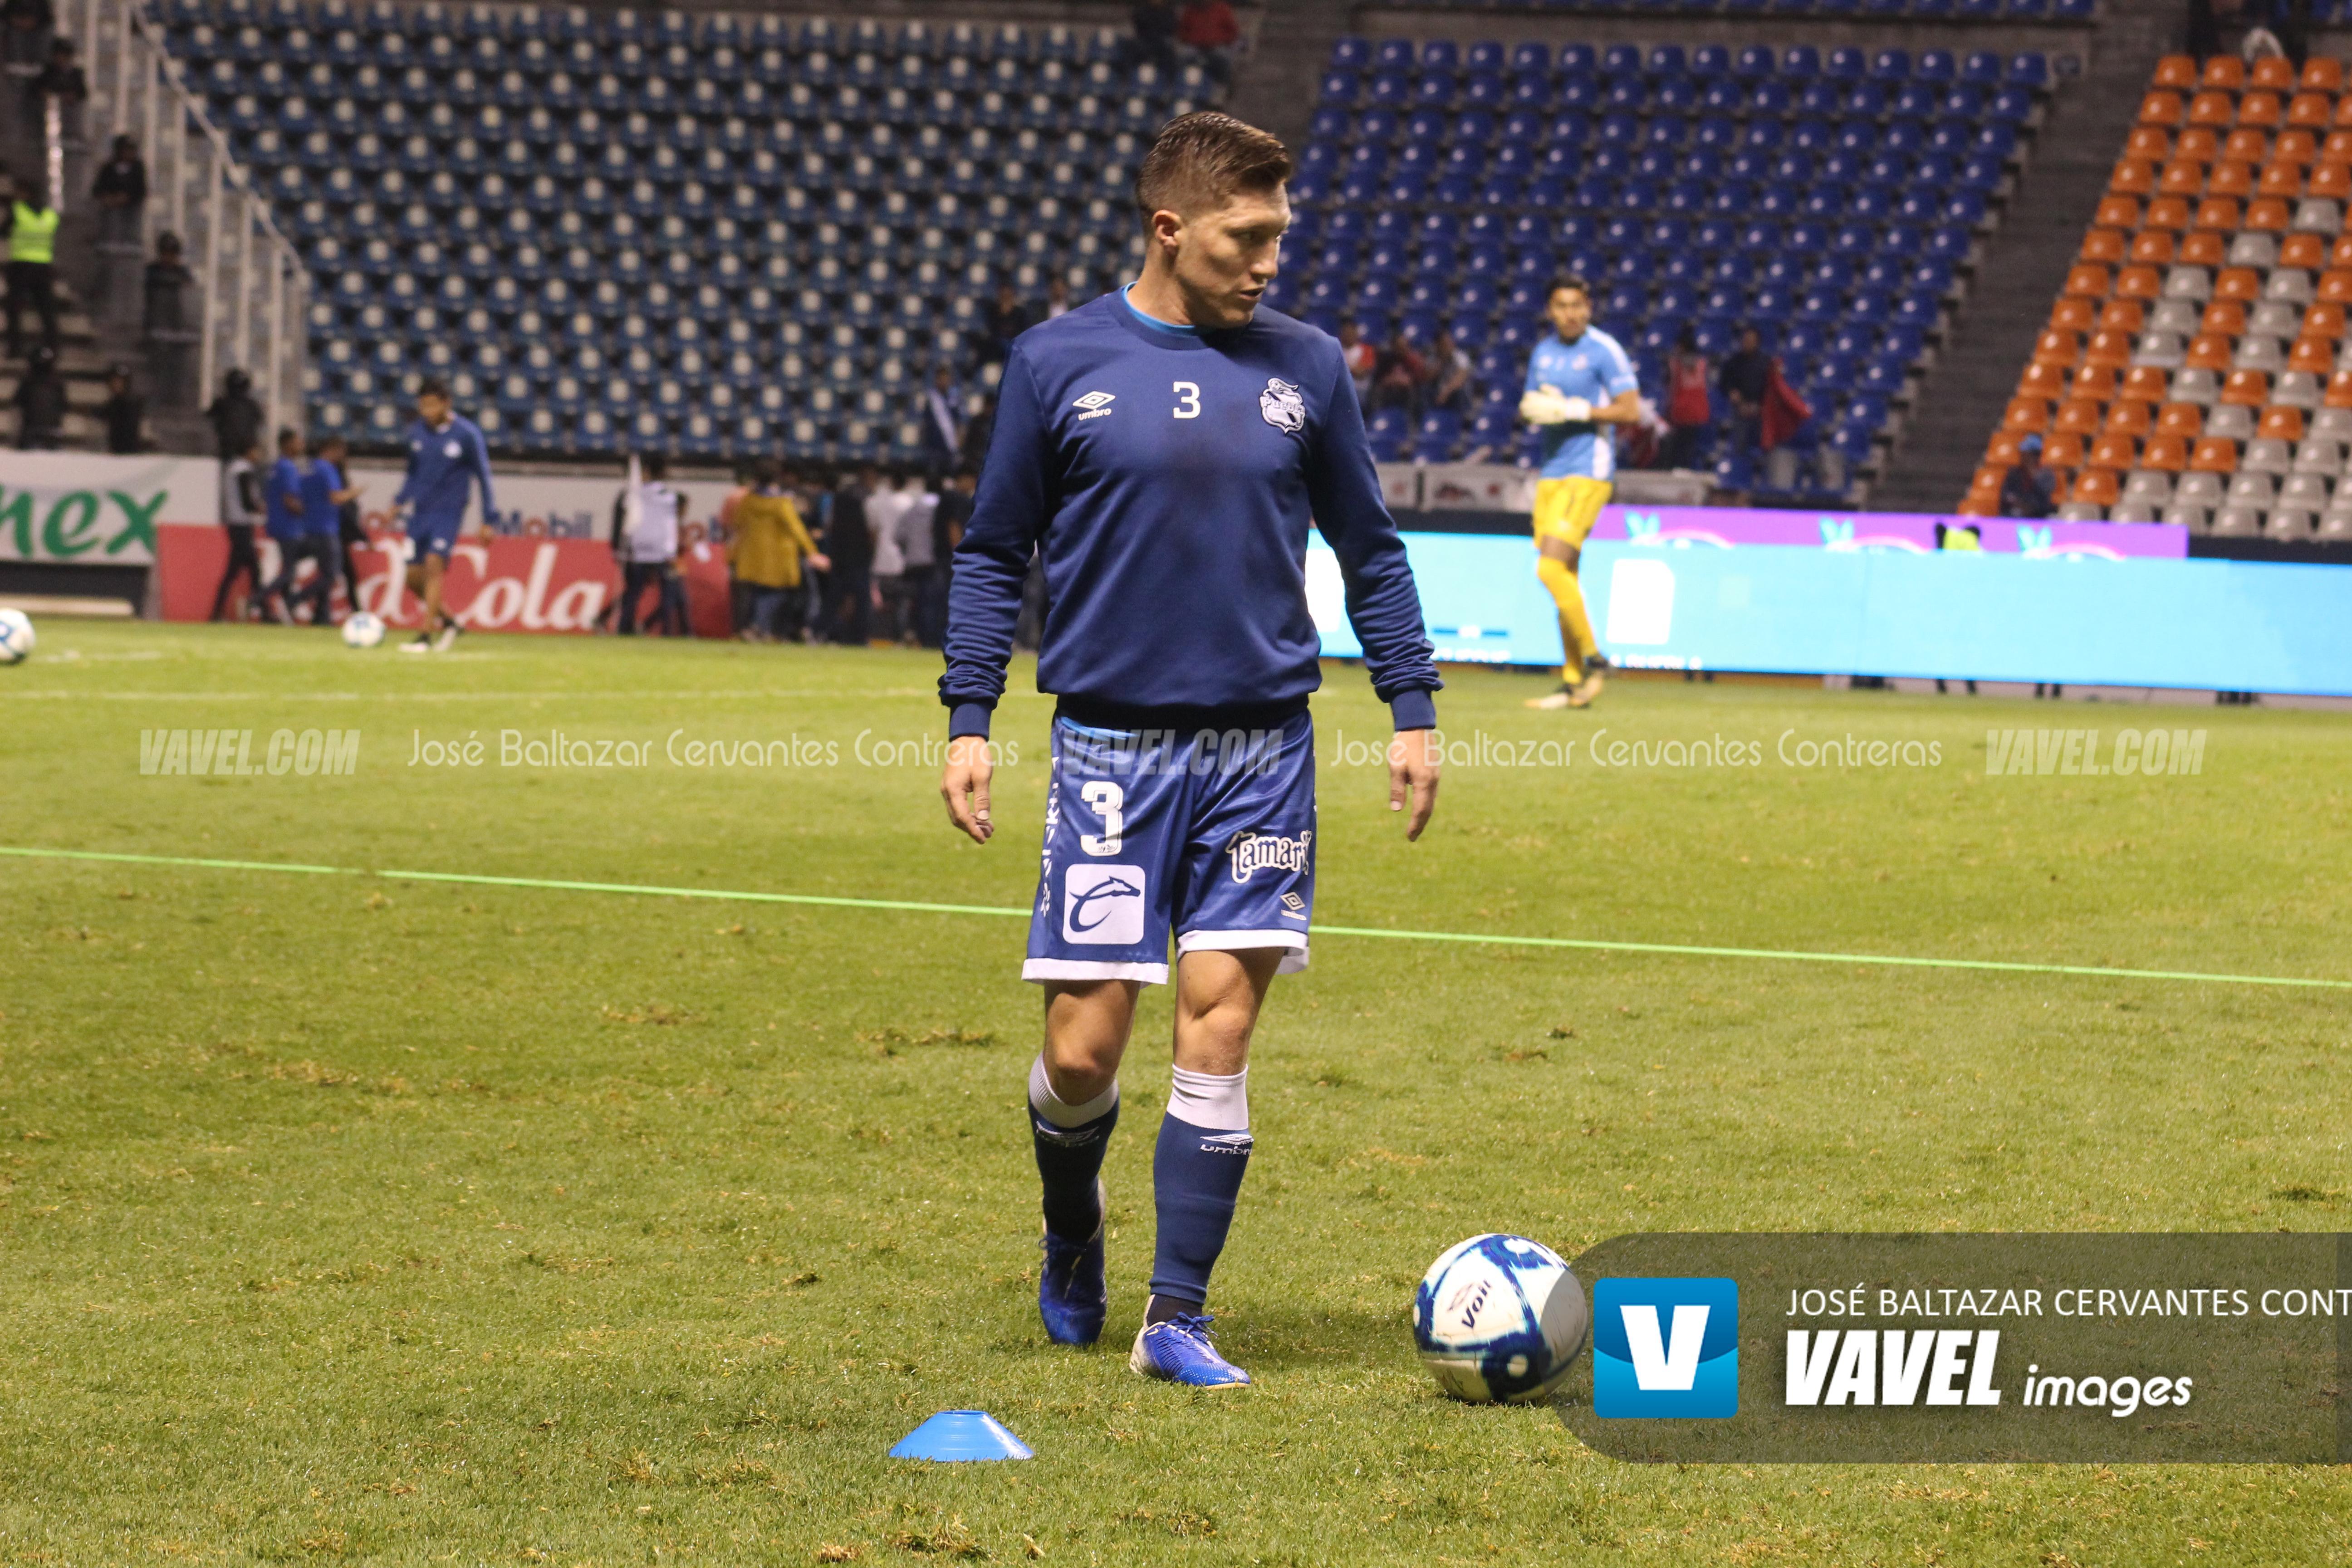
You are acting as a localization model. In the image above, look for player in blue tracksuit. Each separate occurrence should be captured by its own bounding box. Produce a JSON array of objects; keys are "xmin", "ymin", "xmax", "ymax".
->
[
  {"xmin": 393, "ymin": 379, "xmax": 496, "ymax": 652},
  {"xmin": 298, "ymin": 436, "xmax": 358, "ymax": 623},
  {"xmin": 260, "ymin": 427, "xmax": 329, "ymax": 624},
  {"xmin": 939, "ymin": 112, "xmax": 1443, "ymax": 1389}
]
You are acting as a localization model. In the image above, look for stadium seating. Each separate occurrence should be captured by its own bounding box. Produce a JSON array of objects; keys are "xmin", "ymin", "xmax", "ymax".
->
[
  {"xmin": 1382, "ymin": 0, "xmax": 2094, "ymax": 16},
  {"xmin": 156, "ymin": 1, "xmax": 1212, "ymax": 461},
  {"xmin": 1970, "ymin": 54, "xmax": 2352, "ymax": 541},
  {"xmin": 1292, "ymin": 35, "xmax": 2064, "ymax": 494}
]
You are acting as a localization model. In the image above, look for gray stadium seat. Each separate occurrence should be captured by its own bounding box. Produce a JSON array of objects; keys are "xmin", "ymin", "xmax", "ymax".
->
[
  {"xmin": 2162, "ymin": 265, "xmax": 2212, "ymax": 301},
  {"xmin": 2318, "ymin": 507, "xmax": 2352, "ymax": 540},
  {"xmin": 2056, "ymin": 501, "xmax": 2107, "ymax": 521},
  {"xmin": 2291, "ymin": 198, "xmax": 2342, "ymax": 234},
  {"xmin": 2148, "ymin": 298, "xmax": 2201, "ymax": 334},
  {"xmin": 2248, "ymin": 300, "xmax": 2302, "ymax": 337},
  {"xmin": 2273, "ymin": 370, "xmax": 2323, "ymax": 409},
  {"xmin": 2121, "ymin": 469, "xmax": 2174, "ymax": 505},
  {"xmin": 2168, "ymin": 366, "xmax": 2219, "ymax": 405},
  {"xmin": 2291, "ymin": 438, "xmax": 2344, "ymax": 475},
  {"xmin": 2278, "ymin": 471, "xmax": 2333, "ymax": 509},
  {"xmin": 2233, "ymin": 335, "xmax": 2285, "ymax": 371},
  {"xmin": 2227, "ymin": 231, "xmax": 2279, "ymax": 268},
  {"xmin": 2263, "ymin": 269, "xmax": 2314, "ymax": 305},
  {"xmin": 2205, "ymin": 403, "xmax": 2256, "ymax": 441},
  {"xmin": 2133, "ymin": 331, "xmax": 2185, "ymax": 368},
  {"xmin": 2210, "ymin": 506, "xmax": 2264, "ymax": 536},
  {"xmin": 2107, "ymin": 497, "xmax": 2162, "ymax": 523},
  {"xmin": 2175, "ymin": 471, "xmax": 2228, "ymax": 508},
  {"xmin": 2264, "ymin": 509, "xmax": 2314, "ymax": 540},
  {"xmin": 2160, "ymin": 501, "xmax": 2210, "ymax": 531},
  {"xmin": 2242, "ymin": 437, "xmax": 2292, "ymax": 475},
  {"xmin": 2312, "ymin": 406, "xmax": 2352, "ymax": 442}
]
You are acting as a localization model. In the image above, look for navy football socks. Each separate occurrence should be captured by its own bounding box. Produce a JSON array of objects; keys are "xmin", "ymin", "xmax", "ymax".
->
[
  {"xmin": 1148, "ymin": 1065, "xmax": 1253, "ymax": 1307},
  {"xmin": 1028, "ymin": 1057, "xmax": 1116, "ymax": 1241}
]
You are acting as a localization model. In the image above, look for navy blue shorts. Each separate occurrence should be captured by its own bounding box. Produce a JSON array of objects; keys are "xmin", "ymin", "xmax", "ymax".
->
[
  {"xmin": 407, "ymin": 512, "xmax": 462, "ymax": 560},
  {"xmin": 1024, "ymin": 710, "xmax": 1316, "ymax": 986}
]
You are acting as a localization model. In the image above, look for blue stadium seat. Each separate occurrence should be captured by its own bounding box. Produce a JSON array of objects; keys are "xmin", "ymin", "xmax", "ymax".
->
[
  {"xmin": 1871, "ymin": 49, "xmax": 1911, "ymax": 82},
  {"xmin": 1824, "ymin": 47, "xmax": 1865, "ymax": 81},
  {"xmin": 1421, "ymin": 39, "xmax": 1459, "ymax": 73},
  {"xmin": 1558, "ymin": 43, "xmax": 1596, "ymax": 75},
  {"xmin": 1509, "ymin": 41, "xmax": 1551, "ymax": 75},
  {"xmin": 1778, "ymin": 45, "xmax": 1818, "ymax": 78},
  {"xmin": 1374, "ymin": 38, "xmax": 1414, "ymax": 71},
  {"xmin": 1691, "ymin": 44, "xmax": 1731, "ymax": 79},
  {"xmin": 1331, "ymin": 36, "xmax": 1372, "ymax": 72}
]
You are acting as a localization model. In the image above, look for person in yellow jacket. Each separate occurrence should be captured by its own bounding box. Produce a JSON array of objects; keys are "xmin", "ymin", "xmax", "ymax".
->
[
  {"xmin": 3, "ymin": 174, "xmax": 61, "ymax": 359},
  {"xmin": 728, "ymin": 459, "xmax": 828, "ymax": 643}
]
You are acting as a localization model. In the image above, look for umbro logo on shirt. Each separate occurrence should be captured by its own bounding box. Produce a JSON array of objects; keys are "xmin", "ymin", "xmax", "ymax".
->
[{"xmin": 1073, "ymin": 390, "xmax": 1116, "ymax": 421}]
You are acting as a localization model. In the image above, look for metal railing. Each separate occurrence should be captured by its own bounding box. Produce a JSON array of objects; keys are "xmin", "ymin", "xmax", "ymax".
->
[{"xmin": 72, "ymin": 0, "xmax": 307, "ymax": 427}]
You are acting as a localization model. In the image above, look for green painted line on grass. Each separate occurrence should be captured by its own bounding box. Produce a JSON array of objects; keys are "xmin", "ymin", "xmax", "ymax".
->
[{"xmin": 7, "ymin": 843, "xmax": 2347, "ymax": 992}]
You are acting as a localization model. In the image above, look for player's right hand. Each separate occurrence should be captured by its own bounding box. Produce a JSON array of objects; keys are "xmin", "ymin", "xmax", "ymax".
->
[
  {"xmin": 1519, "ymin": 387, "xmax": 1574, "ymax": 426},
  {"xmin": 940, "ymin": 735, "xmax": 994, "ymax": 845}
]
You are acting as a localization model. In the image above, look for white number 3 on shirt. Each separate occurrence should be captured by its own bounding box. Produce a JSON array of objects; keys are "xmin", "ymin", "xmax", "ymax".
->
[{"xmin": 1172, "ymin": 382, "xmax": 1201, "ymax": 419}]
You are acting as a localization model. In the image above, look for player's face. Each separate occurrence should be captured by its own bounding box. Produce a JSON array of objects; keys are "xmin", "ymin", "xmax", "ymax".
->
[
  {"xmin": 416, "ymin": 392, "xmax": 450, "ymax": 426},
  {"xmin": 1170, "ymin": 184, "xmax": 1291, "ymax": 330},
  {"xmin": 1548, "ymin": 288, "xmax": 1591, "ymax": 341}
]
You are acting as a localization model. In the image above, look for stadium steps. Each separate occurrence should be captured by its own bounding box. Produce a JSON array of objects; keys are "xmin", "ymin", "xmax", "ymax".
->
[
  {"xmin": 1226, "ymin": 0, "xmax": 1356, "ymax": 153},
  {"xmin": 1872, "ymin": 0, "xmax": 2176, "ymax": 511}
]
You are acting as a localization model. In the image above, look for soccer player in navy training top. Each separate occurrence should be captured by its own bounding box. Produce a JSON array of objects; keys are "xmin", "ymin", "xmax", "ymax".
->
[
  {"xmin": 394, "ymin": 379, "xmax": 496, "ymax": 654},
  {"xmin": 937, "ymin": 112, "xmax": 1443, "ymax": 1389}
]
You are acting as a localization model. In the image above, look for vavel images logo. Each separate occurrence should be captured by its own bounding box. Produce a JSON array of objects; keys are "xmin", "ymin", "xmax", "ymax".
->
[{"xmin": 1593, "ymin": 1278, "xmax": 1740, "ymax": 1418}]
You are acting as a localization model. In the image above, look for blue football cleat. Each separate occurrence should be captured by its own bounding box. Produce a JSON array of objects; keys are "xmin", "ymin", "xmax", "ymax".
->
[
  {"xmin": 1037, "ymin": 1179, "xmax": 1107, "ymax": 1346},
  {"xmin": 1129, "ymin": 1312, "xmax": 1251, "ymax": 1389}
]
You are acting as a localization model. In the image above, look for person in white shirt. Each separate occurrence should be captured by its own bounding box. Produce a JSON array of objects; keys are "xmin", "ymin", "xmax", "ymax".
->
[
  {"xmin": 210, "ymin": 438, "xmax": 264, "ymax": 622},
  {"xmin": 614, "ymin": 452, "xmax": 686, "ymax": 637},
  {"xmin": 893, "ymin": 481, "xmax": 940, "ymax": 646},
  {"xmin": 865, "ymin": 473, "xmax": 912, "ymax": 643}
]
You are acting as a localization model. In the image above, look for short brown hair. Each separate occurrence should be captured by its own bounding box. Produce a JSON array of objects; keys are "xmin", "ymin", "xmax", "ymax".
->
[{"xmin": 1134, "ymin": 111, "xmax": 1293, "ymax": 229}]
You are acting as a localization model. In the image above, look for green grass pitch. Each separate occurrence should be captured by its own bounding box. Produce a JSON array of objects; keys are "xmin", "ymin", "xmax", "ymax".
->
[{"xmin": 2, "ymin": 620, "xmax": 2347, "ymax": 1565}]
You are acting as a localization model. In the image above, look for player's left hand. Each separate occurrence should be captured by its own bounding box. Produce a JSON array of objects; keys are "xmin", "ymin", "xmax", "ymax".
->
[
  {"xmin": 1387, "ymin": 728, "xmax": 1441, "ymax": 841},
  {"xmin": 1560, "ymin": 396, "xmax": 1593, "ymax": 421}
]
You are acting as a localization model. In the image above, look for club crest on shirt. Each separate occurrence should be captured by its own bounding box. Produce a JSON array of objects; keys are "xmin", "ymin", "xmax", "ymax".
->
[{"xmin": 1259, "ymin": 377, "xmax": 1306, "ymax": 433}]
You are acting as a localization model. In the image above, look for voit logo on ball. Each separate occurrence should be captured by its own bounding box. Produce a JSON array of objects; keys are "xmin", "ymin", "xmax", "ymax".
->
[{"xmin": 1592, "ymin": 1277, "xmax": 1740, "ymax": 1418}]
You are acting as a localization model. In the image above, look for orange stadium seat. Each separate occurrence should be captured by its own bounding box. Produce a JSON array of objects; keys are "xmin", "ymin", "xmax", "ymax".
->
[
  {"xmin": 2290, "ymin": 336, "xmax": 2336, "ymax": 373},
  {"xmin": 2215, "ymin": 267, "xmax": 2264, "ymax": 302},
  {"xmin": 2043, "ymin": 433, "xmax": 2087, "ymax": 470},
  {"xmin": 2141, "ymin": 434, "xmax": 2191, "ymax": 470},
  {"xmin": 2144, "ymin": 195, "xmax": 2195, "ymax": 230},
  {"xmin": 2033, "ymin": 327, "xmax": 2084, "ymax": 364},
  {"xmin": 2100, "ymin": 298, "xmax": 2148, "ymax": 333},
  {"xmin": 2334, "ymin": 96, "xmax": 2352, "ymax": 129},
  {"xmin": 2187, "ymin": 332, "xmax": 2236, "ymax": 369},
  {"xmin": 2201, "ymin": 56, "xmax": 2245, "ymax": 91},
  {"xmin": 2108, "ymin": 157, "xmax": 2158, "ymax": 196},
  {"xmin": 2192, "ymin": 196, "xmax": 2241, "ymax": 231},
  {"xmin": 2053, "ymin": 398, "xmax": 2105, "ymax": 436},
  {"xmin": 2161, "ymin": 158, "xmax": 2209, "ymax": 196},
  {"xmin": 2328, "ymin": 369, "xmax": 2352, "ymax": 405},
  {"xmin": 2189, "ymin": 92, "xmax": 2237, "ymax": 128},
  {"xmin": 2063, "ymin": 264, "xmax": 2112, "ymax": 298},
  {"xmin": 2116, "ymin": 265, "xmax": 2165, "ymax": 300},
  {"xmin": 2280, "ymin": 232, "xmax": 2330, "ymax": 269},
  {"xmin": 2180, "ymin": 230, "xmax": 2230, "ymax": 266},
  {"xmin": 2154, "ymin": 55, "xmax": 2198, "ymax": 90},
  {"xmin": 2320, "ymin": 270, "xmax": 2352, "ymax": 304},
  {"xmin": 2078, "ymin": 228, "xmax": 2129, "ymax": 264},
  {"xmin": 2224, "ymin": 126, "xmax": 2271, "ymax": 162},
  {"xmin": 2309, "ymin": 162, "xmax": 2352, "ymax": 200},
  {"xmin": 2071, "ymin": 468, "xmax": 2123, "ymax": 508},
  {"xmin": 2048, "ymin": 296, "xmax": 2097, "ymax": 332},
  {"xmin": 2140, "ymin": 92, "xmax": 2185, "ymax": 127},
  {"xmin": 2122, "ymin": 363, "xmax": 2171, "ymax": 401},
  {"xmin": 2201, "ymin": 299, "xmax": 2248, "ymax": 335},
  {"xmin": 2324, "ymin": 128, "xmax": 2352, "ymax": 160},
  {"xmin": 2004, "ymin": 397, "xmax": 2051, "ymax": 433},
  {"xmin": 1984, "ymin": 430, "xmax": 2024, "ymax": 468},
  {"xmin": 2222, "ymin": 368, "xmax": 2270, "ymax": 405},
  {"xmin": 2330, "ymin": 234, "xmax": 2352, "ymax": 266},
  {"xmin": 2178, "ymin": 127, "xmax": 2222, "ymax": 160},
  {"xmin": 2260, "ymin": 405, "xmax": 2306, "ymax": 441},
  {"xmin": 2084, "ymin": 329, "xmax": 2135, "ymax": 368},
  {"xmin": 2251, "ymin": 56, "xmax": 2298, "ymax": 91},
  {"xmin": 2239, "ymin": 93, "xmax": 2283, "ymax": 129},
  {"xmin": 2275, "ymin": 128, "xmax": 2318, "ymax": 165},
  {"xmin": 2245, "ymin": 197, "xmax": 2291, "ymax": 231},
  {"xmin": 2207, "ymin": 160, "xmax": 2255, "ymax": 196},
  {"xmin": 1965, "ymin": 465, "xmax": 2005, "ymax": 503},
  {"xmin": 2190, "ymin": 436, "xmax": 2240, "ymax": 471},
  {"xmin": 2259, "ymin": 162, "xmax": 2304, "ymax": 198},
  {"xmin": 2088, "ymin": 432, "xmax": 2139, "ymax": 470},
  {"xmin": 2072, "ymin": 362, "xmax": 2121, "ymax": 399},
  {"xmin": 2125, "ymin": 125, "xmax": 2174, "ymax": 161},
  {"xmin": 2094, "ymin": 194, "xmax": 2144, "ymax": 229},
  {"xmin": 2104, "ymin": 398, "xmax": 2156, "ymax": 436},
  {"xmin": 2289, "ymin": 93, "xmax": 2333, "ymax": 130},
  {"xmin": 2131, "ymin": 230, "xmax": 2178, "ymax": 264},
  {"xmin": 2018, "ymin": 362, "xmax": 2070, "ymax": 399},
  {"xmin": 2302, "ymin": 302, "xmax": 2346, "ymax": 338},
  {"xmin": 2303, "ymin": 57, "xmax": 2344, "ymax": 93},
  {"xmin": 2156, "ymin": 402, "xmax": 2205, "ymax": 438}
]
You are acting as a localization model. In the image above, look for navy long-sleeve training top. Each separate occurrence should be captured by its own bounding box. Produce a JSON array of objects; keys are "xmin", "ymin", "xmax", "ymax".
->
[
  {"xmin": 395, "ymin": 413, "xmax": 496, "ymax": 525},
  {"xmin": 940, "ymin": 289, "xmax": 1440, "ymax": 739}
]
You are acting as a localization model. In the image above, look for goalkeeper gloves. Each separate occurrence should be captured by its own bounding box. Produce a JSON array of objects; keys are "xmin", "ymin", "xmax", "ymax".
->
[{"xmin": 1518, "ymin": 387, "xmax": 1595, "ymax": 426}]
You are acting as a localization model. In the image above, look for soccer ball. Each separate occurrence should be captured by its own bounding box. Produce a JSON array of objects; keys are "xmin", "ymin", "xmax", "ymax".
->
[
  {"xmin": 341, "ymin": 611, "xmax": 385, "ymax": 649},
  {"xmin": 1414, "ymin": 1234, "xmax": 1588, "ymax": 1403},
  {"xmin": 0, "ymin": 608, "xmax": 33, "ymax": 664}
]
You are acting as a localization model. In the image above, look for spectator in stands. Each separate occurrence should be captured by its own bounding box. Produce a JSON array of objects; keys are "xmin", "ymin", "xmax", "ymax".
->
[
  {"xmin": 893, "ymin": 479, "xmax": 939, "ymax": 648},
  {"xmin": 823, "ymin": 467, "xmax": 874, "ymax": 645},
  {"xmin": 921, "ymin": 364, "xmax": 963, "ymax": 479},
  {"xmin": 1339, "ymin": 319, "xmax": 1377, "ymax": 402},
  {"xmin": 98, "ymin": 362, "xmax": 142, "ymax": 453},
  {"xmin": 91, "ymin": 135, "xmax": 145, "ymax": 248},
  {"xmin": 1042, "ymin": 275, "xmax": 1073, "ymax": 320},
  {"xmin": 204, "ymin": 368, "xmax": 263, "ymax": 462},
  {"xmin": 29, "ymin": 37, "xmax": 83, "ymax": 145},
  {"xmin": 611, "ymin": 454, "xmax": 686, "ymax": 637},
  {"xmin": 0, "ymin": 0, "xmax": 50, "ymax": 74},
  {"xmin": 982, "ymin": 282, "xmax": 1032, "ymax": 366},
  {"xmin": 1118, "ymin": 0, "xmax": 1181, "ymax": 78},
  {"xmin": 12, "ymin": 340, "xmax": 61, "ymax": 448},
  {"xmin": 1660, "ymin": 329, "xmax": 1713, "ymax": 471},
  {"xmin": 1176, "ymin": 0, "xmax": 1240, "ymax": 88},
  {"xmin": 869, "ymin": 471, "xmax": 911, "ymax": 642},
  {"xmin": 211, "ymin": 437, "xmax": 264, "ymax": 622},
  {"xmin": 1999, "ymin": 434, "xmax": 2057, "ymax": 520},
  {"xmin": 1718, "ymin": 327, "xmax": 1771, "ymax": 457},
  {"xmin": 144, "ymin": 230, "xmax": 191, "ymax": 335},
  {"xmin": 2, "ymin": 172, "xmax": 60, "ymax": 359},
  {"xmin": 728, "ymin": 459, "xmax": 827, "ymax": 643},
  {"xmin": 1372, "ymin": 333, "xmax": 1426, "ymax": 415},
  {"xmin": 1427, "ymin": 328, "xmax": 1473, "ymax": 416}
]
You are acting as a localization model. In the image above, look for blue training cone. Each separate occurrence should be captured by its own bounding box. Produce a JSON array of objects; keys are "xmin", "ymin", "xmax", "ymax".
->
[{"xmin": 889, "ymin": 1410, "xmax": 1034, "ymax": 1462}]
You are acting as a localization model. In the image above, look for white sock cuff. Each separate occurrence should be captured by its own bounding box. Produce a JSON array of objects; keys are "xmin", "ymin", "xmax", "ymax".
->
[
  {"xmin": 1166, "ymin": 1064, "xmax": 1249, "ymax": 1131},
  {"xmin": 1028, "ymin": 1054, "xmax": 1117, "ymax": 1128}
]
